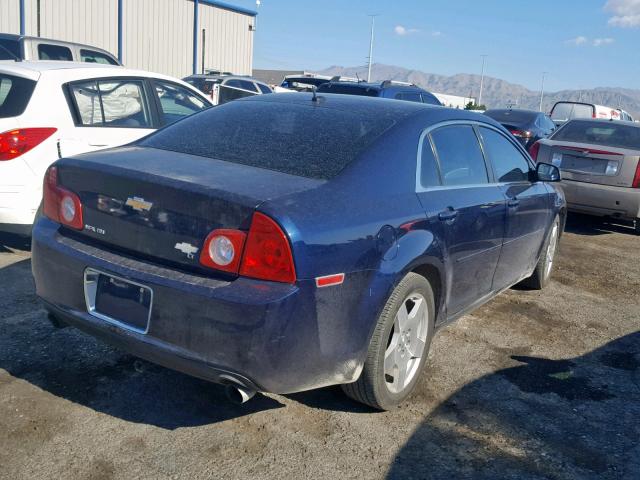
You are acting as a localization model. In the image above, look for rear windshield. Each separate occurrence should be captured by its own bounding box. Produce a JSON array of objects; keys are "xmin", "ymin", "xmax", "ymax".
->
[
  {"xmin": 484, "ymin": 110, "xmax": 536, "ymax": 124},
  {"xmin": 0, "ymin": 74, "xmax": 36, "ymax": 118},
  {"xmin": 551, "ymin": 103, "xmax": 594, "ymax": 121},
  {"xmin": 0, "ymin": 39, "xmax": 20, "ymax": 60},
  {"xmin": 317, "ymin": 83, "xmax": 379, "ymax": 97},
  {"xmin": 551, "ymin": 120, "xmax": 640, "ymax": 150},
  {"xmin": 141, "ymin": 100, "xmax": 396, "ymax": 180}
]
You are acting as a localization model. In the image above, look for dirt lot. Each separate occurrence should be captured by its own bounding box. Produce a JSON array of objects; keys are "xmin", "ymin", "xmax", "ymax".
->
[{"xmin": 0, "ymin": 214, "xmax": 638, "ymax": 480}]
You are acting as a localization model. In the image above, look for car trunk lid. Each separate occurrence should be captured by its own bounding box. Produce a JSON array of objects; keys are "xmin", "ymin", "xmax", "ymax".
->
[
  {"xmin": 548, "ymin": 142, "xmax": 640, "ymax": 187},
  {"xmin": 54, "ymin": 146, "xmax": 323, "ymax": 273}
]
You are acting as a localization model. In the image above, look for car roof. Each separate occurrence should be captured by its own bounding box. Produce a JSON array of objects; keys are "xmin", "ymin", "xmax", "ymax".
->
[
  {"xmin": 0, "ymin": 61, "xmax": 183, "ymax": 82},
  {"xmin": 236, "ymin": 92, "xmax": 494, "ymax": 127},
  {"xmin": 486, "ymin": 108, "xmax": 540, "ymax": 115}
]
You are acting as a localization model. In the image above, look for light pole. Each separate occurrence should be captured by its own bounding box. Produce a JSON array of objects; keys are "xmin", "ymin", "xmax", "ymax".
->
[
  {"xmin": 367, "ymin": 15, "xmax": 378, "ymax": 82},
  {"xmin": 478, "ymin": 54, "xmax": 487, "ymax": 107},
  {"xmin": 539, "ymin": 72, "xmax": 547, "ymax": 112}
]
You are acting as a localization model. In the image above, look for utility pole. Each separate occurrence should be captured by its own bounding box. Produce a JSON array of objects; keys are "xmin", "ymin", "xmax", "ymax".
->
[
  {"xmin": 539, "ymin": 72, "xmax": 547, "ymax": 112},
  {"xmin": 367, "ymin": 15, "xmax": 378, "ymax": 82},
  {"xmin": 478, "ymin": 55, "xmax": 487, "ymax": 107}
]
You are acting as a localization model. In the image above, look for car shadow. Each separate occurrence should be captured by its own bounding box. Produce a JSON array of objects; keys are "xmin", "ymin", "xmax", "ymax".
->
[
  {"xmin": 0, "ymin": 258, "xmax": 283, "ymax": 430},
  {"xmin": 0, "ymin": 232, "xmax": 32, "ymax": 253},
  {"xmin": 387, "ymin": 331, "xmax": 640, "ymax": 479},
  {"xmin": 564, "ymin": 213, "xmax": 637, "ymax": 236}
]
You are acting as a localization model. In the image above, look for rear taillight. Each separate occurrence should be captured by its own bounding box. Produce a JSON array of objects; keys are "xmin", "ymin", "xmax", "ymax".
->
[
  {"xmin": 199, "ymin": 212, "xmax": 296, "ymax": 283},
  {"xmin": 529, "ymin": 141, "xmax": 541, "ymax": 161},
  {"xmin": 632, "ymin": 161, "xmax": 640, "ymax": 189},
  {"xmin": 43, "ymin": 166, "xmax": 83, "ymax": 230},
  {"xmin": 200, "ymin": 229, "xmax": 247, "ymax": 273},
  {"xmin": 240, "ymin": 212, "xmax": 296, "ymax": 284},
  {"xmin": 0, "ymin": 128, "xmax": 57, "ymax": 161},
  {"xmin": 509, "ymin": 129, "xmax": 532, "ymax": 138}
]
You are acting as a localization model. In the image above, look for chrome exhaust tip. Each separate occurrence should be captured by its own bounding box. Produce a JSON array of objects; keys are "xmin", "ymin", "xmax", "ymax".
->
[{"xmin": 224, "ymin": 383, "xmax": 256, "ymax": 404}]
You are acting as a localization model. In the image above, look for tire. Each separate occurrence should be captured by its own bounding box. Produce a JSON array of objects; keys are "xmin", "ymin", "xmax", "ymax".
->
[
  {"xmin": 342, "ymin": 272, "xmax": 435, "ymax": 410},
  {"xmin": 634, "ymin": 218, "xmax": 640, "ymax": 236},
  {"xmin": 521, "ymin": 215, "xmax": 560, "ymax": 290}
]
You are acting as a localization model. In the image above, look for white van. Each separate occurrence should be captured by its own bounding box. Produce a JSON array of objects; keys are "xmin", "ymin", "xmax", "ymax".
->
[{"xmin": 550, "ymin": 101, "xmax": 621, "ymax": 126}]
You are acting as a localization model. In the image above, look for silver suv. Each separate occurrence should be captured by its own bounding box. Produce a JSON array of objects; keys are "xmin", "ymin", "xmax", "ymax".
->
[{"xmin": 0, "ymin": 33, "xmax": 120, "ymax": 65}]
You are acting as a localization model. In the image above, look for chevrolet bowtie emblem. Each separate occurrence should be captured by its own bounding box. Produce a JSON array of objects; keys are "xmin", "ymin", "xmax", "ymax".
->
[
  {"xmin": 125, "ymin": 196, "xmax": 153, "ymax": 212},
  {"xmin": 174, "ymin": 242, "xmax": 199, "ymax": 259}
]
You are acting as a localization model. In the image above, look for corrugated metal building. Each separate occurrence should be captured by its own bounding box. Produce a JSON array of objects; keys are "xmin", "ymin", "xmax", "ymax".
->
[{"xmin": 0, "ymin": 0, "xmax": 256, "ymax": 78}]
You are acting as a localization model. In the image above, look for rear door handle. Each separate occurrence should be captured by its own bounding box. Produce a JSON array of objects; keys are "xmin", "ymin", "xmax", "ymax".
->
[
  {"xmin": 507, "ymin": 198, "xmax": 520, "ymax": 208},
  {"xmin": 438, "ymin": 209, "xmax": 458, "ymax": 222}
]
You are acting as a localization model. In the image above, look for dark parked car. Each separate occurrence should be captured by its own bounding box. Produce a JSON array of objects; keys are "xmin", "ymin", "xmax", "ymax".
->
[
  {"xmin": 280, "ymin": 74, "xmax": 331, "ymax": 92},
  {"xmin": 317, "ymin": 79, "xmax": 443, "ymax": 105},
  {"xmin": 183, "ymin": 74, "xmax": 272, "ymax": 105},
  {"xmin": 32, "ymin": 94, "xmax": 565, "ymax": 410},
  {"xmin": 484, "ymin": 109, "xmax": 556, "ymax": 148}
]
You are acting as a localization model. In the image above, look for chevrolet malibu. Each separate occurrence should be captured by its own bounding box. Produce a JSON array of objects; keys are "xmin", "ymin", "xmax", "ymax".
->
[{"xmin": 32, "ymin": 94, "xmax": 565, "ymax": 410}]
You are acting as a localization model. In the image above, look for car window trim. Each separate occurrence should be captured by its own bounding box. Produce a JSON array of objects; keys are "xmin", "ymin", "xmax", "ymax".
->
[
  {"xmin": 416, "ymin": 120, "xmax": 535, "ymax": 192},
  {"xmin": 64, "ymin": 76, "xmax": 157, "ymax": 129}
]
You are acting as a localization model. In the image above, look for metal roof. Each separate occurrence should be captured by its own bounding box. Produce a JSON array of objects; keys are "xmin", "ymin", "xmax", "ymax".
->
[{"xmin": 200, "ymin": 0, "xmax": 258, "ymax": 17}]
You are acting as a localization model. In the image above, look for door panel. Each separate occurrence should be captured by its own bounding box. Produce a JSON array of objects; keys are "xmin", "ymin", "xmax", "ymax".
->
[
  {"xmin": 477, "ymin": 126, "xmax": 552, "ymax": 289},
  {"xmin": 493, "ymin": 182, "xmax": 550, "ymax": 288},
  {"xmin": 418, "ymin": 124, "xmax": 506, "ymax": 316},
  {"xmin": 418, "ymin": 187, "xmax": 506, "ymax": 314}
]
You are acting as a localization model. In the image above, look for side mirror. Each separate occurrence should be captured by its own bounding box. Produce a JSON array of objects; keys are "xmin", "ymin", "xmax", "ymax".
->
[{"xmin": 536, "ymin": 162, "xmax": 561, "ymax": 182}]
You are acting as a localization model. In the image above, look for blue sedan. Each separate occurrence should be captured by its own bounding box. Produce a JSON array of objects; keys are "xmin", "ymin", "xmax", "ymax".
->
[{"xmin": 31, "ymin": 93, "xmax": 565, "ymax": 410}]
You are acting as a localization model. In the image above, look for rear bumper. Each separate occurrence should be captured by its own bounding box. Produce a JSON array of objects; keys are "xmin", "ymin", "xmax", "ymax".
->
[
  {"xmin": 560, "ymin": 179, "xmax": 640, "ymax": 219},
  {"xmin": 0, "ymin": 186, "xmax": 40, "ymax": 228},
  {"xmin": 31, "ymin": 219, "xmax": 373, "ymax": 394}
]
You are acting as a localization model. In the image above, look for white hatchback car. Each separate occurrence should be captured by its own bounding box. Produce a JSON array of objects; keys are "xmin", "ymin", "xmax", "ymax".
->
[{"xmin": 0, "ymin": 62, "xmax": 211, "ymax": 235}]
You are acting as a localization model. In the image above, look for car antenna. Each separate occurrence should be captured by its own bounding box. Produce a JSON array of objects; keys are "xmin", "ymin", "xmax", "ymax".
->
[
  {"xmin": 312, "ymin": 85, "xmax": 319, "ymax": 102},
  {"xmin": 356, "ymin": 72, "xmax": 360, "ymax": 82}
]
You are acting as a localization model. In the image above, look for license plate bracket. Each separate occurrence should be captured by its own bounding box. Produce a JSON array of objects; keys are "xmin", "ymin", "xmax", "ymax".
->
[{"xmin": 84, "ymin": 268, "xmax": 153, "ymax": 334}]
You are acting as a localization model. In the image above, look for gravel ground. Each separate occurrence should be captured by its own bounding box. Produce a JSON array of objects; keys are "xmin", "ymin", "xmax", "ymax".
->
[{"xmin": 0, "ymin": 214, "xmax": 638, "ymax": 480}]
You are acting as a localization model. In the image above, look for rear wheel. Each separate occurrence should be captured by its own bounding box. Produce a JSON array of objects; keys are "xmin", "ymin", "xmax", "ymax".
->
[
  {"xmin": 342, "ymin": 273, "xmax": 435, "ymax": 410},
  {"xmin": 634, "ymin": 218, "xmax": 640, "ymax": 236},
  {"xmin": 521, "ymin": 215, "xmax": 560, "ymax": 290}
]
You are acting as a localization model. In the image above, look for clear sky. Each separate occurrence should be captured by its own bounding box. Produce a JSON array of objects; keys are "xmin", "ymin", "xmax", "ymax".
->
[{"xmin": 231, "ymin": 0, "xmax": 639, "ymax": 92}]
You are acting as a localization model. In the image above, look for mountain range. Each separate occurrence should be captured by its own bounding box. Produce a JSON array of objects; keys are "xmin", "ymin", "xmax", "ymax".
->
[{"xmin": 318, "ymin": 64, "xmax": 640, "ymax": 117}]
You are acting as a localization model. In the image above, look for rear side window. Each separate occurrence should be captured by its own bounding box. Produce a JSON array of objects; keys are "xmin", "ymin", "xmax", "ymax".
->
[
  {"xmin": 38, "ymin": 44, "xmax": 73, "ymax": 61},
  {"xmin": 80, "ymin": 49, "xmax": 119, "ymax": 65},
  {"xmin": 0, "ymin": 74, "xmax": 36, "ymax": 118},
  {"xmin": 154, "ymin": 80, "xmax": 209, "ymax": 125},
  {"xmin": 478, "ymin": 127, "xmax": 531, "ymax": 183},
  {"xmin": 141, "ymin": 100, "xmax": 396, "ymax": 180},
  {"xmin": 225, "ymin": 79, "xmax": 258, "ymax": 92},
  {"xmin": 257, "ymin": 83, "xmax": 272, "ymax": 94},
  {"xmin": 395, "ymin": 92, "xmax": 422, "ymax": 103},
  {"xmin": 430, "ymin": 125, "xmax": 488, "ymax": 186},
  {"xmin": 421, "ymin": 93, "xmax": 441, "ymax": 106},
  {"xmin": 551, "ymin": 120, "xmax": 640, "ymax": 150},
  {"xmin": 69, "ymin": 79, "xmax": 151, "ymax": 127},
  {"xmin": 551, "ymin": 103, "xmax": 593, "ymax": 122},
  {"xmin": 419, "ymin": 137, "xmax": 441, "ymax": 188},
  {"xmin": 0, "ymin": 39, "xmax": 21, "ymax": 60},
  {"xmin": 317, "ymin": 84, "xmax": 379, "ymax": 97}
]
